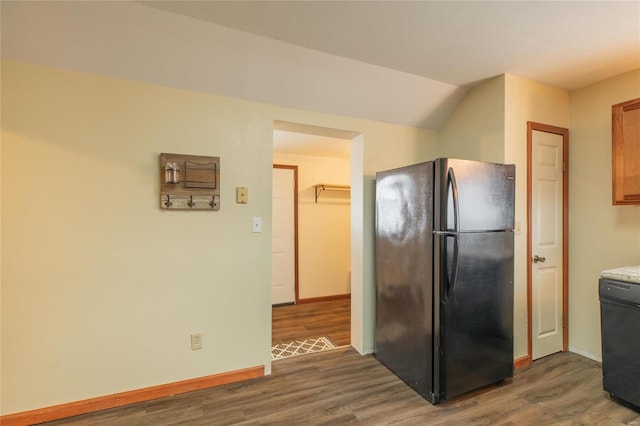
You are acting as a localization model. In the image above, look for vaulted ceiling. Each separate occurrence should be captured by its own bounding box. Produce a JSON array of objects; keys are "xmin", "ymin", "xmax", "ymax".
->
[
  {"xmin": 144, "ymin": 1, "xmax": 640, "ymax": 92},
  {"xmin": 142, "ymin": 1, "xmax": 640, "ymax": 156},
  {"xmin": 2, "ymin": 1, "xmax": 639, "ymax": 134}
]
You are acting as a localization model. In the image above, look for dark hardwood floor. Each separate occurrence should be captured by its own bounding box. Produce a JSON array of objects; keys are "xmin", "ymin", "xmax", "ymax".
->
[
  {"xmin": 36, "ymin": 299, "xmax": 639, "ymax": 425},
  {"xmin": 42, "ymin": 348, "xmax": 640, "ymax": 425},
  {"xmin": 271, "ymin": 298, "xmax": 351, "ymax": 347}
]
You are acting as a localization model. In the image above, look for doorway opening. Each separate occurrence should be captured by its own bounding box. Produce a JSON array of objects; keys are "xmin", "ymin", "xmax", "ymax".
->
[{"xmin": 271, "ymin": 121, "xmax": 357, "ymax": 359}]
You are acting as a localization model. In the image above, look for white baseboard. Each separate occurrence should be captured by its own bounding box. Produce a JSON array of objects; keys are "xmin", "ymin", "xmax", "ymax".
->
[{"xmin": 569, "ymin": 346, "xmax": 602, "ymax": 363}]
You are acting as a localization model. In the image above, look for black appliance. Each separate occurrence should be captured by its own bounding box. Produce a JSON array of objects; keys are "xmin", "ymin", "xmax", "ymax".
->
[
  {"xmin": 599, "ymin": 277, "xmax": 640, "ymax": 409},
  {"xmin": 374, "ymin": 158, "xmax": 515, "ymax": 404}
]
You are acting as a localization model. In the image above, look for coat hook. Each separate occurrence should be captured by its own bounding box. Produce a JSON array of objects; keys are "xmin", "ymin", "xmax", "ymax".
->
[{"xmin": 164, "ymin": 194, "xmax": 173, "ymax": 208}]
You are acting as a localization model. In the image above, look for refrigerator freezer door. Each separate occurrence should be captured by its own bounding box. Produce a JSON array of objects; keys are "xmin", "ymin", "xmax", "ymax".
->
[
  {"xmin": 435, "ymin": 158, "xmax": 515, "ymax": 232},
  {"xmin": 434, "ymin": 231, "xmax": 514, "ymax": 401},
  {"xmin": 375, "ymin": 161, "xmax": 435, "ymax": 401}
]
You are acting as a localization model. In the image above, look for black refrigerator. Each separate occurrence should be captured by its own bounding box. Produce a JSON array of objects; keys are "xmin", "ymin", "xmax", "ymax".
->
[{"xmin": 374, "ymin": 158, "xmax": 515, "ymax": 404}]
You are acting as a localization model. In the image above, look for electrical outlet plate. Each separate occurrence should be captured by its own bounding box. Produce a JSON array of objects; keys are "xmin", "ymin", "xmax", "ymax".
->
[
  {"xmin": 252, "ymin": 217, "xmax": 262, "ymax": 233},
  {"xmin": 190, "ymin": 333, "xmax": 202, "ymax": 350}
]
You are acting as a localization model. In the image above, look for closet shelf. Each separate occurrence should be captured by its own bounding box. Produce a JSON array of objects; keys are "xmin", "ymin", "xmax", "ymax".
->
[{"xmin": 313, "ymin": 184, "xmax": 350, "ymax": 203}]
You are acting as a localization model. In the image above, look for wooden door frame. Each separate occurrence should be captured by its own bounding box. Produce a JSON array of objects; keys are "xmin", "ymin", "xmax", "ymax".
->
[
  {"xmin": 526, "ymin": 122, "xmax": 569, "ymax": 366},
  {"xmin": 273, "ymin": 164, "xmax": 300, "ymax": 304}
]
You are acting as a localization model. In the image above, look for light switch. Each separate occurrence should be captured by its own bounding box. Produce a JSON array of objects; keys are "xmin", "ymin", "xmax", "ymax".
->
[
  {"xmin": 252, "ymin": 217, "xmax": 262, "ymax": 233},
  {"xmin": 236, "ymin": 186, "xmax": 248, "ymax": 204},
  {"xmin": 515, "ymin": 221, "xmax": 522, "ymax": 236}
]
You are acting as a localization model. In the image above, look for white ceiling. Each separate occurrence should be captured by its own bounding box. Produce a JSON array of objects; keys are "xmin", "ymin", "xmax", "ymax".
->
[
  {"xmin": 273, "ymin": 129, "xmax": 350, "ymax": 159},
  {"xmin": 2, "ymin": 1, "xmax": 639, "ymax": 157},
  {"xmin": 143, "ymin": 1, "xmax": 640, "ymax": 157},
  {"xmin": 143, "ymin": 1, "xmax": 640, "ymax": 91},
  {"xmin": 273, "ymin": 121, "xmax": 357, "ymax": 159}
]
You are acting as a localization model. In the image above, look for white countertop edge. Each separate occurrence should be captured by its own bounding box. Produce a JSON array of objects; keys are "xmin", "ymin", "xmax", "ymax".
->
[{"xmin": 601, "ymin": 265, "xmax": 640, "ymax": 284}]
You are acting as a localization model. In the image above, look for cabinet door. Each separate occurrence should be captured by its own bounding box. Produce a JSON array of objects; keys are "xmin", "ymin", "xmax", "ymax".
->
[{"xmin": 612, "ymin": 98, "xmax": 640, "ymax": 205}]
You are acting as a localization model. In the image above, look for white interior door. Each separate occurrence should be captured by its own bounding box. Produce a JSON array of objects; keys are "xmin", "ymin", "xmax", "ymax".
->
[
  {"xmin": 531, "ymin": 129, "xmax": 564, "ymax": 360},
  {"xmin": 272, "ymin": 167, "xmax": 296, "ymax": 305}
]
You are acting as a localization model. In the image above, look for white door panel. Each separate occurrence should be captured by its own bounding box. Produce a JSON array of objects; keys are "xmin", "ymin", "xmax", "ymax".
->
[
  {"xmin": 272, "ymin": 167, "xmax": 295, "ymax": 305},
  {"xmin": 531, "ymin": 129, "xmax": 564, "ymax": 360}
]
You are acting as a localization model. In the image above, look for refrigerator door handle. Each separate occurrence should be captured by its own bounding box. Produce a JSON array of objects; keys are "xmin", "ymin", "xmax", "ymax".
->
[
  {"xmin": 445, "ymin": 234, "xmax": 460, "ymax": 297},
  {"xmin": 447, "ymin": 167, "xmax": 460, "ymax": 232}
]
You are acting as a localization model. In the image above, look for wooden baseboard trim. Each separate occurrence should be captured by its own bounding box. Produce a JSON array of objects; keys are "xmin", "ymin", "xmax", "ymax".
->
[
  {"xmin": 297, "ymin": 294, "xmax": 351, "ymax": 304},
  {"xmin": 1, "ymin": 365, "xmax": 264, "ymax": 426},
  {"xmin": 514, "ymin": 355, "xmax": 532, "ymax": 370}
]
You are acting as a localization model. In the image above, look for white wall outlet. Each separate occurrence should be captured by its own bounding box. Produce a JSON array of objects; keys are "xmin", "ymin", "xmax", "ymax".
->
[
  {"xmin": 252, "ymin": 217, "xmax": 262, "ymax": 233},
  {"xmin": 190, "ymin": 333, "xmax": 202, "ymax": 350}
]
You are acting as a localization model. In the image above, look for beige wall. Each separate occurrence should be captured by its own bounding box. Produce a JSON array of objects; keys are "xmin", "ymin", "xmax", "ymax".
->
[
  {"xmin": 273, "ymin": 153, "xmax": 351, "ymax": 299},
  {"xmin": 568, "ymin": 69, "xmax": 640, "ymax": 360},
  {"xmin": 437, "ymin": 74, "xmax": 571, "ymax": 360},
  {"xmin": 504, "ymin": 74, "xmax": 570, "ymax": 359},
  {"xmin": 7, "ymin": 56, "xmax": 635, "ymax": 417},
  {"xmin": 360, "ymin": 127, "xmax": 439, "ymax": 350},
  {"xmin": 443, "ymin": 70, "xmax": 640, "ymax": 361},
  {"xmin": 0, "ymin": 60, "xmax": 438, "ymax": 414},
  {"xmin": 439, "ymin": 75, "xmax": 505, "ymax": 163},
  {"xmin": 1, "ymin": 60, "xmax": 273, "ymax": 414}
]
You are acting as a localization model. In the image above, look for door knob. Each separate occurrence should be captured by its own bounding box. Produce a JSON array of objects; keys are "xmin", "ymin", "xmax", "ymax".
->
[{"xmin": 533, "ymin": 255, "xmax": 546, "ymax": 263}]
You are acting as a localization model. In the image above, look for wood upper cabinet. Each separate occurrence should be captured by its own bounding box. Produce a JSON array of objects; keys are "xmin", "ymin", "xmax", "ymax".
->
[{"xmin": 612, "ymin": 98, "xmax": 640, "ymax": 205}]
